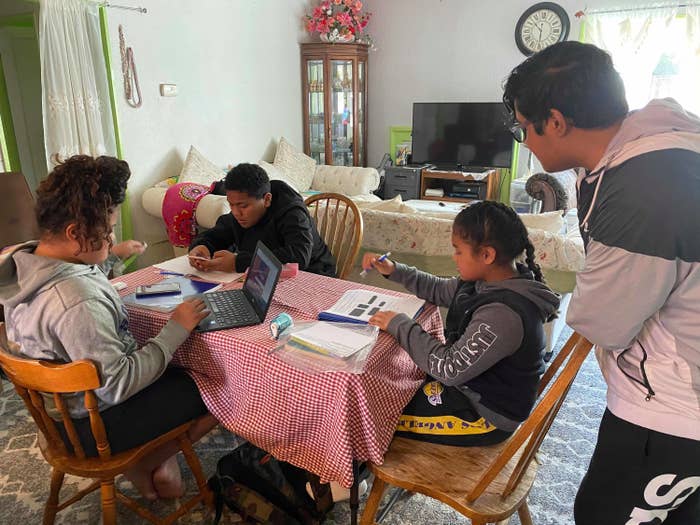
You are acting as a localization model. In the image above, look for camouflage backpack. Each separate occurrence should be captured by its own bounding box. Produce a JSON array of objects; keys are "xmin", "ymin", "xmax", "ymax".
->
[{"xmin": 208, "ymin": 442, "xmax": 333, "ymax": 524}]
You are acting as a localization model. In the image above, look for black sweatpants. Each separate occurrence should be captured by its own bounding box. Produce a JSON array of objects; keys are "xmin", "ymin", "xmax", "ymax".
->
[
  {"xmin": 59, "ymin": 367, "xmax": 208, "ymax": 457},
  {"xmin": 394, "ymin": 379, "xmax": 512, "ymax": 446},
  {"xmin": 574, "ymin": 408, "xmax": 700, "ymax": 525}
]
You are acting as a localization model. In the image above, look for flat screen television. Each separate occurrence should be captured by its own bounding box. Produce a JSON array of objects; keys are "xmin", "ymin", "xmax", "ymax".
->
[{"xmin": 411, "ymin": 102, "xmax": 513, "ymax": 169}]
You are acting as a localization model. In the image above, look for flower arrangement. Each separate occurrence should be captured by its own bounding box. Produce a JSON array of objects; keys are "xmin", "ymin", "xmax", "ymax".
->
[{"xmin": 305, "ymin": 0, "xmax": 372, "ymax": 44}]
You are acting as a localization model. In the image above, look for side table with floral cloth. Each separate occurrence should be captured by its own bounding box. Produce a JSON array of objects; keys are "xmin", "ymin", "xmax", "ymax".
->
[{"xmin": 114, "ymin": 268, "xmax": 443, "ymax": 488}]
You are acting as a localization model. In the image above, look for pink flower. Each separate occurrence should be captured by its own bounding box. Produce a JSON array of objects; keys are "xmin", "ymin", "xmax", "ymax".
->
[
  {"xmin": 333, "ymin": 0, "xmax": 342, "ymax": 4},
  {"xmin": 353, "ymin": 1, "xmax": 363, "ymax": 12}
]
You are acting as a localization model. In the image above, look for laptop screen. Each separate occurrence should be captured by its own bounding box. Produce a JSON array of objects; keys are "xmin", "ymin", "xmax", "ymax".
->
[{"xmin": 243, "ymin": 242, "xmax": 282, "ymax": 319}]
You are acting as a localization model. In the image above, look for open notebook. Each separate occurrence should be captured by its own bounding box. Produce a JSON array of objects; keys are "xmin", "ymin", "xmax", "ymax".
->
[{"xmin": 318, "ymin": 289, "xmax": 424, "ymax": 324}]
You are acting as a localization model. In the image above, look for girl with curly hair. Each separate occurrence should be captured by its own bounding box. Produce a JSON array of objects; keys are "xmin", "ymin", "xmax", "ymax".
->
[{"xmin": 0, "ymin": 155, "xmax": 213, "ymax": 500}]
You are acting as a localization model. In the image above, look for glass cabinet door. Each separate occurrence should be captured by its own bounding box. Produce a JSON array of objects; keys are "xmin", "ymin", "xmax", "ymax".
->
[
  {"xmin": 357, "ymin": 60, "xmax": 365, "ymax": 166},
  {"xmin": 306, "ymin": 59, "xmax": 325, "ymax": 164},
  {"xmin": 330, "ymin": 59, "xmax": 353, "ymax": 166}
]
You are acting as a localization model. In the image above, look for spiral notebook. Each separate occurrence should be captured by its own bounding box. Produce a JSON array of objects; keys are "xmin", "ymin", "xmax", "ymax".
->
[{"xmin": 318, "ymin": 289, "xmax": 424, "ymax": 324}]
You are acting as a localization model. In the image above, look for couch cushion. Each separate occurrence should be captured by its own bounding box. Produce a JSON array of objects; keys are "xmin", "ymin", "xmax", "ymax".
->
[
  {"xmin": 258, "ymin": 160, "xmax": 299, "ymax": 192},
  {"xmin": 311, "ymin": 165, "xmax": 380, "ymax": 196},
  {"xmin": 272, "ymin": 137, "xmax": 316, "ymax": 191},
  {"xmin": 179, "ymin": 146, "xmax": 225, "ymax": 187},
  {"xmin": 519, "ymin": 210, "xmax": 565, "ymax": 234}
]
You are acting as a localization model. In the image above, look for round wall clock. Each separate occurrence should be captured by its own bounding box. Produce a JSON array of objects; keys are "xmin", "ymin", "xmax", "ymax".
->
[{"xmin": 515, "ymin": 2, "xmax": 570, "ymax": 56}]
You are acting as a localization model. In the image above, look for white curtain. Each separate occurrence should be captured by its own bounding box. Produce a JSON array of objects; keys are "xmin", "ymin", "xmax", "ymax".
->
[
  {"xmin": 39, "ymin": 0, "xmax": 116, "ymax": 165},
  {"xmin": 584, "ymin": 5, "xmax": 700, "ymax": 114}
]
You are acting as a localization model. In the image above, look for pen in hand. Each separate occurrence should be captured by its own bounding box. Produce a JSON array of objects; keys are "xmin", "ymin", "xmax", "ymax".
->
[{"xmin": 360, "ymin": 251, "xmax": 392, "ymax": 278}]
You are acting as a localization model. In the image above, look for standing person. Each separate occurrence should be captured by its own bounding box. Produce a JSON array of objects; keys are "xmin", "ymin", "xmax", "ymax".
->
[
  {"xmin": 363, "ymin": 201, "xmax": 559, "ymax": 446},
  {"xmin": 503, "ymin": 41, "xmax": 700, "ymax": 523},
  {"xmin": 0, "ymin": 155, "xmax": 215, "ymax": 501},
  {"xmin": 188, "ymin": 163, "xmax": 336, "ymax": 276}
]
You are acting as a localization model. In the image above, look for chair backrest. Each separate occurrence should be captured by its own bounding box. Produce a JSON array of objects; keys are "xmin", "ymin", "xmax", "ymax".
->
[
  {"xmin": 0, "ymin": 172, "xmax": 40, "ymax": 250},
  {"xmin": 0, "ymin": 322, "xmax": 112, "ymax": 460},
  {"xmin": 466, "ymin": 332, "xmax": 593, "ymax": 502},
  {"xmin": 304, "ymin": 192, "xmax": 363, "ymax": 280}
]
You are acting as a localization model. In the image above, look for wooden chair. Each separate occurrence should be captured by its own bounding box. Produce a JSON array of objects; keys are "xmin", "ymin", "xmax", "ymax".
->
[
  {"xmin": 360, "ymin": 332, "xmax": 593, "ymax": 525},
  {"xmin": 304, "ymin": 192, "xmax": 364, "ymax": 280},
  {"xmin": 0, "ymin": 323, "xmax": 214, "ymax": 525}
]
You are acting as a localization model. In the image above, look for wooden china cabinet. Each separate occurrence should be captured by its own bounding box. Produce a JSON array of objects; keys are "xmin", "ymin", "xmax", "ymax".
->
[{"xmin": 301, "ymin": 43, "xmax": 368, "ymax": 167}]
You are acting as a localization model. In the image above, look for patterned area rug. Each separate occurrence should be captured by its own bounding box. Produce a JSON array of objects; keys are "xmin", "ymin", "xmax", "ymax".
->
[{"xmin": 0, "ymin": 327, "xmax": 606, "ymax": 524}]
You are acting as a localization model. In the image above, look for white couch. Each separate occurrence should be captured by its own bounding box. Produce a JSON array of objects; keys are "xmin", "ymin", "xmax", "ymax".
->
[{"xmin": 142, "ymin": 158, "xmax": 380, "ymax": 229}]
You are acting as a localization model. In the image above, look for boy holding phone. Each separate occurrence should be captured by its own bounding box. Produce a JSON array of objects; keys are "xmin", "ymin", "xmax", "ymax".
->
[{"xmin": 188, "ymin": 163, "xmax": 335, "ymax": 276}]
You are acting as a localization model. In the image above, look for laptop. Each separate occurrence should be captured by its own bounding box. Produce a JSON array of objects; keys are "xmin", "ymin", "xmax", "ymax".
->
[{"xmin": 196, "ymin": 241, "xmax": 282, "ymax": 332}]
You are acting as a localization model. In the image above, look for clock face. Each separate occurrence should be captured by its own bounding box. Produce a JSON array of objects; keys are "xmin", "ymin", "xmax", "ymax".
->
[{"xmin": 515, "ymin": 3, "xmax": 570, "ymax": 56}]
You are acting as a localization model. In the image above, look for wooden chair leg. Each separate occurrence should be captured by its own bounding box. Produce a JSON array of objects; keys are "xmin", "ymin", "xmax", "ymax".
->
[
  {"xmin": 42, "ymin": 468, "xmax": 65, "ymax": 525},
  {"xmin": 360, "ymin": 477, "xmax": 387, "ymax": 525},
  {"xmin": 179, "ymin": 435, "xmax": 212, "ymax": 506},
  {"xmin": 518, "ymin": 500, "xmax": 534, "ymax": 525},
  {"xmin": 100, "ymin": 479, "xmax": 117, "ymax": 525},
  {"xmin": 495, "ymin": 517, "xmax": 512, "ymax": 525}
]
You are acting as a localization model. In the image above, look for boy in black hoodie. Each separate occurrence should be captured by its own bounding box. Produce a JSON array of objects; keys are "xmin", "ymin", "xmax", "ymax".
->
[{"xmin": 188, "ymin": 163, "xmax": 335, "ymax": 276}]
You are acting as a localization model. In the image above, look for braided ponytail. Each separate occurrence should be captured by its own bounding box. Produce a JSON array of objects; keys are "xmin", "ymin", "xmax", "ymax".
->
[
  {"xmin": 523, "ymin": 239, "xmax": 544, "ymax": 283},
  {"xmin": 453, "ymin": 200, "xmax": 545, "ymax": 283}
]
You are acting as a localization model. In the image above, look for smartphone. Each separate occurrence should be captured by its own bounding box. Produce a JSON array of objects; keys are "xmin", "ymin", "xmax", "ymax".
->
[{"xmin": 135, "ymin": 282, "xmax": 182, "ymax": 298}]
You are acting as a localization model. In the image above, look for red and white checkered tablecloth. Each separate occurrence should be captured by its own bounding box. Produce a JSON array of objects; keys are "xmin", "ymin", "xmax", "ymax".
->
[{"xmin": 116, "ymin": 268, "xmax": 443, "ymax": 487}]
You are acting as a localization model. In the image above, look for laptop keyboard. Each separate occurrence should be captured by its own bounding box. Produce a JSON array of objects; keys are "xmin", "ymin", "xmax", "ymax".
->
[{"xmin": 206, "ymin": 291, "xmax": 258, "ymax": 325}]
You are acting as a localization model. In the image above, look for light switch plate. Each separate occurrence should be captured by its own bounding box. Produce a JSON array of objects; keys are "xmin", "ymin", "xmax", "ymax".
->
[{"xmin": 159, "ymin": 83, "xmax": 178, "ymax": 97}]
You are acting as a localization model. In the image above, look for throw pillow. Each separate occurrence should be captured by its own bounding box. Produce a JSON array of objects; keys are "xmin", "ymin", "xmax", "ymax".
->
[
  {"xmin": 519, "ymin": 210, "xmax": 565, "ymax": 234},
  {"xmin": 273, "ymin": 137, "xmax": 316, "ymax": 192},
  {"xmin": 258, "ymin": 160, "xmax": 299, "ymax": 192},
  {"xmin": 179, "ymin": 146, "xmax": 225, "ymax": 187}
]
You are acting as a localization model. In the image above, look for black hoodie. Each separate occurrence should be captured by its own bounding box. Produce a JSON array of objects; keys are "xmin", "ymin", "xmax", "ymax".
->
[{"xmin": 189, "ymin": 180, "xmax": 336, "ymax": 276}]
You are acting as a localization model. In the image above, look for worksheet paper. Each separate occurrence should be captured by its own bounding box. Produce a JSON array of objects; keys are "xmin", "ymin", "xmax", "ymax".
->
[
  {"xmin": 154, "ymin": 255, "xmax": 243, "ymax": 283},
  {"xmin": 318, "ymin": 289, "xmax": 425, "ymax": 324}
]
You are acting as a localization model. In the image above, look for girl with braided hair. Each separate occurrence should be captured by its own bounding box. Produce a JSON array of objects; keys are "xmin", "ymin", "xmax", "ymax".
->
[
  {"xmin": 0, "ymin": 155, "xmax": 215, "ymax": 499},
  {"xmin": 363, "ymin": 200, "xmax": 559, "ymax": 446}
]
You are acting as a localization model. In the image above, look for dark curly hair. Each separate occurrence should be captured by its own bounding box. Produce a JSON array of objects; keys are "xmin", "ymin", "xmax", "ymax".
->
[
  {"xmin": 503, "ymin": 41, "xmax": 628, "ymax": 135},
  {"xmin": 35, "ymin": 155, "xmax": 130, "ymax": 252},
  {"xmin": 224, "ymin": 163, "xmax": 271, "ymax": 199},
  {"xmin": 453, "ymin": 201, "xmax": 544, "ymax": 283}
]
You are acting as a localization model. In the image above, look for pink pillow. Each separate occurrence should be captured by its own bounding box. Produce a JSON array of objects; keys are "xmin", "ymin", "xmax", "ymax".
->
[{"xmin": 161, "ymin": 182, "xmax": 211, "ymax": 247}]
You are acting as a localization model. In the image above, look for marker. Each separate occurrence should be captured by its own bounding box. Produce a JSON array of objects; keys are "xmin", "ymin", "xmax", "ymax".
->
[
  {"xmin": 159, "ymin": 271, "xmax": 185, "ymax": 276},
  {"xmin": 360, "ymin": 251, "xmax": 392, "ymax": 277}
]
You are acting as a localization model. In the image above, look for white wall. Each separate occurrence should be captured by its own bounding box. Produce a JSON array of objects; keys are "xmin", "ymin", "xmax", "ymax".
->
[
  {"xmin": 104, "ymin": 0, "xmax": 309, "ymax": 263},
  {"xmin": 362, "ymin": 0, "xmax": 640, "ymax": 168}
]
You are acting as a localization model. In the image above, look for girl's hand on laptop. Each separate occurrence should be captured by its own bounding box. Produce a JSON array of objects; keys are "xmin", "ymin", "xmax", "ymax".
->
[
  {"xmin": 203, "ymin": 250, "xmax": 236, "ymax": 273},
  {"xmin": 171, "ymin": 298, "xmax": 209, "ymax": 331},
  {"xmin": 368, "ymin": 310, "xmax": 398, "ymax": 331}
]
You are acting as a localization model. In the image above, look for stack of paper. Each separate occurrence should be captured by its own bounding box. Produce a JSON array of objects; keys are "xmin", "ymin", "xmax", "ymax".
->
[{"xmin": 288, "ymin": 323, "xmax": 376, "ymax": 359}]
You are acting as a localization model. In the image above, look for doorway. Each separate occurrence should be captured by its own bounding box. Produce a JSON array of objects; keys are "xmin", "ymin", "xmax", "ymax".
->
[{"xmin": 0, "ymin": 10, "xmax": 45, "ymax": 190}]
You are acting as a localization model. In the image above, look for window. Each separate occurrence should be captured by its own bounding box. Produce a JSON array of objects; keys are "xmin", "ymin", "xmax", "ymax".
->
[{"xmin": 585, "ymin": 6, "xmax": 700, "ymax": 114}]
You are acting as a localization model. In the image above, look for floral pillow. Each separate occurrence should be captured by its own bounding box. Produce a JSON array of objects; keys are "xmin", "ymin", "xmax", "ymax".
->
[
  {"xmin": 272, "ymin": 137, "xmax": 316, "ymax": 192},
  {"xmin": 178, "ymin": 146, "xmax": 226, "ymax": 187}
]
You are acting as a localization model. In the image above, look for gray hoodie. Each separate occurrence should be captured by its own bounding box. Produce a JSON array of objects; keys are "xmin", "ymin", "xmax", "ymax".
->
[
  {"xmin": 386, "ymin": 262, "xmax": 560, "ymax": 429},
  {"xmin": 567, "ymin": 98, "xmax": 700, "ymax": 440},
  {"xmin": 0, "ymin": 242, "xmax": 189, "ymax": 418}
]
